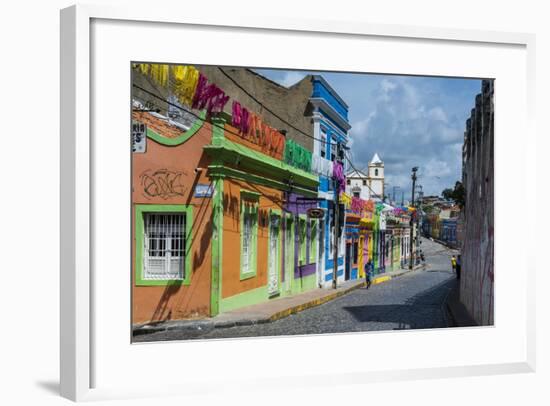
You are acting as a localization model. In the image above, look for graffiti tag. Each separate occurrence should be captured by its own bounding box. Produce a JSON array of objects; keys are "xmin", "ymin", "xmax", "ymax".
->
[{"xmin": 140, "ymin": 169, "xmax": 188, "ymax": 199}]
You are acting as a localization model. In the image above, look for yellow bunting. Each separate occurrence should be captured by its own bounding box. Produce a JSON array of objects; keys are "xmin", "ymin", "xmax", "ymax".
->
[
  {"xmin": 149, "ymin": 64, "xmax": 169, "ymax": 87},
  {"xmin": 172, "ymin": 65, "xmax": 200, "ymax": 107},
  {"xmin": 340, "ymin": 192, "xmax": 352, "ymax": 208},
  {"xmin": 134, "ymin": 63, "xmax": 150, "ymax": 76}
]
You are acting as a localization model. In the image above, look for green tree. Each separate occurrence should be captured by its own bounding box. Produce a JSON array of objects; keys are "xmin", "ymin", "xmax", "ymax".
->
[
  {"xmin": 441, "ymin": 181, "xmax": 465, "ymax": 208},
  {"xmin": 442, "ymin": 188, "xmax": 453, "ymax": 200}
]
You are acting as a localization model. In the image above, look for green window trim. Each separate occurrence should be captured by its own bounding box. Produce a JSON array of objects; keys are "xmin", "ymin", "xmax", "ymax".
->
[
  {"xmin": 240, "ymin": 189, "xmax": 261, "ymax": 201},
  {"xmin": 135, "ymin": 204, "xmax": 193, "ymax": 286},
  {"xmin": 203, "ymin": 138, "xmax": 319, "ymax": 190},
  {"xmin": 309, "ymin": 219, "xmax": 318, "ymax": 264},
  {"xmin": 145, "ymin": 111, "xmax": 206, "ymax": 146},
  {"xmin": 240, "ymin": 193, "xmax": 259, "ymax": 280},
  {"xmin": 298, "ymin": 214, "xmax": 307, "ymax": 266}
]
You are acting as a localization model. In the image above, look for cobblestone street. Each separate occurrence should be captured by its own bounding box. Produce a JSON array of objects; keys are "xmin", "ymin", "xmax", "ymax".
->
[{"xmin": 135, "ymin": 238, "xmax": 458, "ymax": 342}]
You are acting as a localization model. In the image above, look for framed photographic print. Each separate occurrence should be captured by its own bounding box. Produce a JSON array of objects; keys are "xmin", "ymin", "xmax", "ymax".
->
[{"xmin": 60, "ymin": 4, "xmax": 536, "ymax": 402}]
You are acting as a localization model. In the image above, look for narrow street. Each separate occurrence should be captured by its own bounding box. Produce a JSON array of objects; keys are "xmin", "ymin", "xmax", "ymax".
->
[{"xmin": 135, "ymin": 238, "xmax": 459, "ymax": 342}]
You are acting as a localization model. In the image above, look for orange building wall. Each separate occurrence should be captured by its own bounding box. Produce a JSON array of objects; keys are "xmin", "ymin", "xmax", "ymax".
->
[
  {"xmin": 219, "ymin": 121, "xmax": 285, "ymax": 299},
  {"xmin": 132, "ymin": 118, "xmax": 214, "ymax": 324},
  {"xmin": 220, "ymin": 174, "xmax": 284, "ymax": 299}
]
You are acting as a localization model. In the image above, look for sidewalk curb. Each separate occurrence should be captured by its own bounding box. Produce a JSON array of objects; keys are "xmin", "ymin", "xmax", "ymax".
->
[
  {"xmin": 133, "ymin": 265, "xmax": 430, "ymax": 336},
  {"xmin": 371, "ymin": 263, "xmax": 426, "ymax": 285},
  {"xmin": 267, "ymin": 281, "xmax": 366, "ymax": 323},
  {"xmin": 133, "ymin": 281, "xmax": 367, "ymax": 335}
]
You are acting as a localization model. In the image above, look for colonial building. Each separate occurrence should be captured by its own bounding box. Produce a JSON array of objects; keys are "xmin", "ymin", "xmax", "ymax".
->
[
  {"xmin": 345, "ymin": 153, "xmax": 385, "ymax": 201},
  {"xmin": 310, "ymin": 75, "xmax": 352, "ymax": 287},
  {"xmin": 131, "ymin": 64, "xmax": 320, "ymax": 324}
]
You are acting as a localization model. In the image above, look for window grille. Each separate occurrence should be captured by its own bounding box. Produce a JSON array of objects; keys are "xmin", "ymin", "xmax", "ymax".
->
[{"xmin": 143, "ymin": 213, "xmax": 185, "ymax": 280}]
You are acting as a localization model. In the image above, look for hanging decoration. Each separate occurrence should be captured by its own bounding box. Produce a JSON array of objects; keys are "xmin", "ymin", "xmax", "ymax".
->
[
  {"xmin": 311, "ymin": 154, "xmax": 334, "ymax": 177},
  {"xmin": 172, "ymin": 65, "xmax": 200, "ymax": 106},
  {"xmin": 231, "ymin": 101, "xmax": 286, "ymax": 157},
  {"xmin": 284, "ymin": 139, "xmax": 312, "ymax": 172},
  {"xmin": 191, "ymin": 73, "xmax": 230, "ymax": 115},
  {"xmin": 364, "ymin": 199, "xmax": 375, "ymax": 212},
  {"xmin": 350, "ymin": 197, "xmax": 375, "ymax": 215},
  {"xmin": 135, "ymin": 63, "xmax": 170, "ymax": 88},
  {"xmin": 351, "ymin": 196, "xmax": 364, "ymax": 214},
  {"xmin": 340, "ymin": 192, "xmax": 352, "ymax": 208},
  {"xmin": 333, "ymin": 161, "xmax": 346, "ymax": 193},
  {"xmin": 134, "ymin": 64, "xmax": 229, "ymax": 115},
  {"xmin": 232, "ymin": 101, "xmax": 251, "ymax": 134}
]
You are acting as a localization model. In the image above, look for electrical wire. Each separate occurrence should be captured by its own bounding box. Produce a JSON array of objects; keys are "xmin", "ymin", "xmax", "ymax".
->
[
  {"xmin": 133, "ymin": 83, "xmax": 264, "ymax": 142},
  {"xmin": 217, "ymin": 67, "xmax": 338, "ymax": 146},
  {"xmin": 133, "ymin": 66, "xmax": 339, "ymax": 146}
]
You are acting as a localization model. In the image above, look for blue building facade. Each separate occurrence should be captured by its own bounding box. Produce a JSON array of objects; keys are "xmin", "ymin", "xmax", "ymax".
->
[{"xmin": 309, "ymin": 76, "xmax": 352, "ymax": 288}]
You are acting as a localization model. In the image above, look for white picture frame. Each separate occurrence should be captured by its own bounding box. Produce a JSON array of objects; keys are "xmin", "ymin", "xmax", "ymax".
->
[{"xmin": 60, "ymin": 4, "xmax": 536, "ymax": 402}]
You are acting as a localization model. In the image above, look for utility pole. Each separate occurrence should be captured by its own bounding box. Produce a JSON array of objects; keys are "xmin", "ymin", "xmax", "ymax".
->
[
  {"xmin": 409, "ymin": 167, "xmax": 418, "ymax": 270},
  {"xmin": 415, "ymin": 185, "xmax": 423, "ymax": 264}
]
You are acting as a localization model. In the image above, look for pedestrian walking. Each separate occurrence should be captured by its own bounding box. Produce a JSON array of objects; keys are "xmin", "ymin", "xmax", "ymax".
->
[
  {"xmin": 451, "ymin": 255, "xmax": 457, "ymax": 274},
  {"xmin": 365, "ymin": 259, "xmax": 373, "ymax": 289},
  {"xmin": 456, "ymin": 254, "xmax": 462, "ymax": 280}
]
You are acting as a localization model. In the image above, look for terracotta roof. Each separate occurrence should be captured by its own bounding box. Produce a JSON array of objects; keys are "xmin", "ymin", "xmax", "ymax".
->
[{"xmin": 132, "ymin": 111, "xmax": 185, "ymax": 139}]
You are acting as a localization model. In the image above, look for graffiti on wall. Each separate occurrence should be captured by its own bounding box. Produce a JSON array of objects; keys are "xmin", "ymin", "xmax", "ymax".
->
[{"xmin": 140, "ymin": 169, "xmax": 189, "ymax": 199}]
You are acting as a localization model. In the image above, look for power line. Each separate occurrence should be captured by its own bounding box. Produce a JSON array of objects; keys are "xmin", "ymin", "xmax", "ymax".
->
[
  {"xmin": 133, "ymin": 83, "xmax": 266, "ymax": 142},
  {"xmin": 133, "ymin": 82, "xmax": 339, "ymax": 150},
  {"xmin": 217, "ymin": 67, "xmax": 338, "ymax": 146},
  {"xmin": 133, "ymin": 65, "xmax": 339, "ymax": 146}
]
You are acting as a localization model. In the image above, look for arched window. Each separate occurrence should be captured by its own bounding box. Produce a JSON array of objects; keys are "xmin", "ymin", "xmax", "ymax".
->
[{"xmin": 375, "ymin": 168, "xmax": 379, "ymax": 177}]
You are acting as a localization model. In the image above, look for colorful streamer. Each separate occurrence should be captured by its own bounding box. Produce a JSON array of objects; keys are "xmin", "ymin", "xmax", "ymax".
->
[{"xmin": 172, "ymin": 65, "xmax": 199, "ymax": 106}]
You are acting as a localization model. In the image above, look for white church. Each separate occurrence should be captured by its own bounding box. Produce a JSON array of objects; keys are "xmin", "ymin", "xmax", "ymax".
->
[{"xmin": 346, "ymin": 153, "xmax": 385, "ymax": 201}]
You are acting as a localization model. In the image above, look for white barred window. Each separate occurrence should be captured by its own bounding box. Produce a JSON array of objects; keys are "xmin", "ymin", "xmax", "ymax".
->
[{"xmin": 143, "ymin": 213, "xmax": 186, "ymax": 280}]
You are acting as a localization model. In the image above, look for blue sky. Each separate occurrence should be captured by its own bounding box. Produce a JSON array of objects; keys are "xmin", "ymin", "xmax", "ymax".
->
[{"xmin": 255, "ymin": 68, "xmax": 482, "ymax": 199}]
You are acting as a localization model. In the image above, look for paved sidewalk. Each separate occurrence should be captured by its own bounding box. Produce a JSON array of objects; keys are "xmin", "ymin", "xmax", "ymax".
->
[
  {"xmin": 134, "ymin": 279, "xmax": 365, "ymax": 336},
  {"xmin": 134, "ymin": 263, "xmax": 426, "ymax": 337}
]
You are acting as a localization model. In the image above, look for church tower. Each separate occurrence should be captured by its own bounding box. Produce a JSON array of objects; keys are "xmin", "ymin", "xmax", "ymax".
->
[{"xmin": 367, "ymin": 153, "xmax": 384, "ymax": 200}]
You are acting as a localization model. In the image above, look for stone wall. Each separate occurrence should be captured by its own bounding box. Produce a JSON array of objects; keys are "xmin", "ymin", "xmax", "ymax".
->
[{"xmin": 460, "ymin": 79, "xmax": 494, "ymax": 326}]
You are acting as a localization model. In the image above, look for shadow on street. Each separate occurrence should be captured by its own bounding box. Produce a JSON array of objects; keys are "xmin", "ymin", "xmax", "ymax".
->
[{"xmin": 342, "ymin": 277, "xmax": 457, "ymax": 329}]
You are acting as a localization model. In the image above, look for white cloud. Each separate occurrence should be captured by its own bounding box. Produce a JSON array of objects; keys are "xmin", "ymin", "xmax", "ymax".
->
[
  {"xmin": 428, "ymin": 106, "xmax": 448, "ymax": 122},
  {"xmin": 279, "ymin": 71, "xmax": 307, "ymax": 87},
  {"xmin": 381, "ymin": 79, "xmax": 397, "ymax": 92},
  {"xmin": 348, "ymin": 77, "xmax": 472, "ymax": 195}
]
